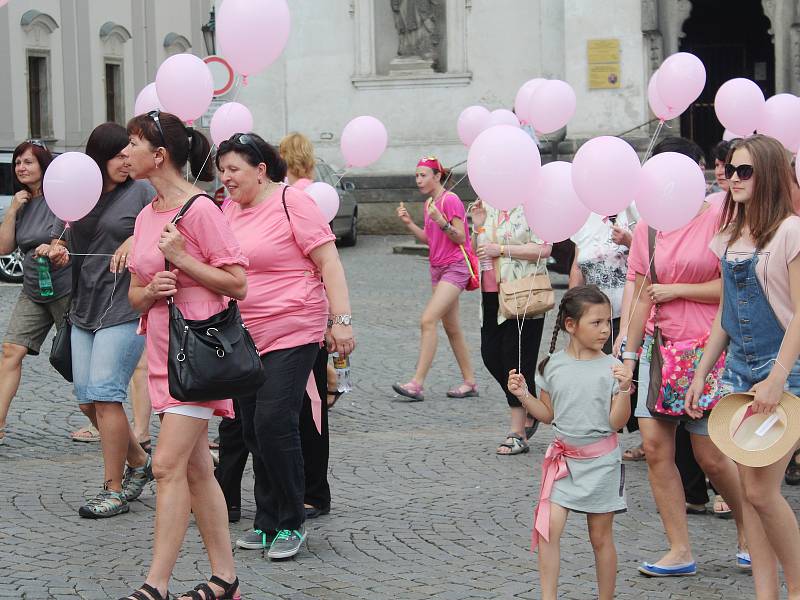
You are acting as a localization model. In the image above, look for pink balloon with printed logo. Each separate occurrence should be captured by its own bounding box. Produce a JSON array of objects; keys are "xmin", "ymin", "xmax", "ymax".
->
[
  {"xmin": 467, "ymin": 125, "xmax": 541, "ymax": 211},
  {"xmin": 134, "ymin": 83, "xmax": 162, "ymax": 116},
  {"xmin": 657, "ymin": 52, "xmax": 706, "ymax": 110},
  {"xmin": 514, "ymin": 78, "xmax": 546, "ymax": 124},
  {"xmin": 758, "ymin": 93, "xmax": 800, "ymax": 151},
  {"xmin": 306, "ymin": 182, "xmax": 340, "ymax": 222},
  {"xmin": 571, "ymin": 136, "xmax": 641, "ymax": 216},
  {"xmin": 210, "ymin": 102, "xmax": 254, "ymax": 146},
  {"xmin": 715, "ymin": 78, "xmax": 764, "ymax": 137},
  {"xmin": 217, "ymin": 0, "xmax": 290, "ymax": 77},
  {"xmin": 340, "ymin": 116, "xmax": 388, "ymax": 168},
  {"xmin": 457, "ymin": 105, "xmax": 491, "ymax": 146},
  {"xmin": 156, "ymin": 53, "xmax": 214, "ymax": 123},
  {"xmin": 528, "ymin": 79, "xmax": 576, "ymax": 134},
  {"xmin": 43, "ymin": 153, "xmax": 103, "ymax": 222},
  {"xmin": 635, "ymin": 152, "xmax": 706, "ymax": 232},
  {"xmin": 647, "ymin": 71, "xmax": 685, "ymax": 120},
  {"xmin": 523, "ymin": 161, "xmax": 590, "ymax": 243},
  {"xmin": 488, "ymin": 109, "xmax": 520, "ymax": 129}
]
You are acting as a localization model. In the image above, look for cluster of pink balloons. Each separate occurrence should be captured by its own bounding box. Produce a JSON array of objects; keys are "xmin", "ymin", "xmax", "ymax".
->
[
  {"xmin": 340, "ymin": 116, "xmax": 388, "ymax": 168},
  {"xmin": 648, "ymin": 52, "xmax": 706, "ymax": 121},
  {"xmin": 43, "ymin": 153, "xmax": 103, "ymax": 223}
]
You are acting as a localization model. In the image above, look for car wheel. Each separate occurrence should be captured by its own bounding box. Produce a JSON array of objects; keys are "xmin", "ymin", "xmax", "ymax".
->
[
  {"xmin": 339, "ymin": 211, "xmax": 358, "ymax": 247},
  {"xmin": 0, "ymin": 248, "xmax": 24, "ymax": 283}
]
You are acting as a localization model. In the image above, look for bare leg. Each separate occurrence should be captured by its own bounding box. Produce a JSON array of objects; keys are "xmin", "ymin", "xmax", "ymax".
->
[
  {"xmin": 0, "ymin": 343, "xmax": 28, "ymax": 440},
  {"xmin": 411, "ymin": 282, "xmax": 463, "ymax": 385},
  {"xmin": 587, "ymin": 512, "xmax": 617, "ymax": 600},
  {"xmin": 440, "ymin": 294, "xmax": 476, "ymax": 384},
  {"xmin": 94, "ymin": 402, "xmax": 148, "ymax": 492},
  {"xmin": 538, "ymin": 503, "xmax": 569, "ymax": 600},
  {"xmin": 130, "ymin": 351, "xmax": 152, "ymax": 444},
  {"xmin": 78, "ymin": 403, "xmax": 98, "ymax": 429},
  {"xmin": 638, "ymin": 418, "xmax": 693, "ymax": 565}
]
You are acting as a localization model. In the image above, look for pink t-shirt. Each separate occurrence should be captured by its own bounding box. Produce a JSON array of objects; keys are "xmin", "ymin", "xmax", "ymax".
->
[
  {"xmin": 293, "ymin": 178, "xmax": 313, "ymax": 191},
  {"xmin": 709, "ymin": 215, "xmax": 800, "ymax": 330},
  {"xmin": 424, "ymin": 191, "xmax": 468, "ymax": 267},
  {"xmin": 224, "ymin": 185, "xmax": 335, "ymax": 354},
  {"xmin": 129, "ymin": 196, "xmax": 249, "ymax": 418},
  {"xmin": 627, "ymin": 203, "xmax": 721, "ymax": 342}
]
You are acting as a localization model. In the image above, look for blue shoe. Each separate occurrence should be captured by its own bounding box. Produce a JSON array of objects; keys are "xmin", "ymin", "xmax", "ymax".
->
[
  {"xmin": 737, "ymin": 550, "xmax": 752, "ymax": 571},
  {"xmin": 638, "ymin": 561, "xmax": 697, "ymax": 577}
]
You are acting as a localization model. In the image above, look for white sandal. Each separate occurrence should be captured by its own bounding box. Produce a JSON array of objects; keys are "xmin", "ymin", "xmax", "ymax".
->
[{"xmin": 496, "ymin": 433, "xmax": 529, "ymax": 455}]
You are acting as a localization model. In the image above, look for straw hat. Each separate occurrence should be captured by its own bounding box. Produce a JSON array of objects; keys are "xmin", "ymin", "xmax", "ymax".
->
[{"xmin": 709, "ymin": 392, "xmax": 800, "ymax": 467}]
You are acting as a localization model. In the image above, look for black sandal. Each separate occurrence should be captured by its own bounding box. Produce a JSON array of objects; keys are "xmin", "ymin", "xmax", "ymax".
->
[
  {"xmin": 327, "ymin": 389, "xmax": 344, "ymax": 409},
  {"xmin": 178, "ymin": 576, "xmax": 240, "ymax": 600},
  {"xmin": 139, "ymin": 439, "xmax": 152, "ymax": 455},
  {"xmin": 119, "ymin": 583, "xmax": 169, "ymax": 600}
]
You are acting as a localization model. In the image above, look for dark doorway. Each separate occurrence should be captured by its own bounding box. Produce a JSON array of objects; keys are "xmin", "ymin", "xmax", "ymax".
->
[{"xmin": 679, "ymin": 0, "xmax": 774, "ymax": 159}]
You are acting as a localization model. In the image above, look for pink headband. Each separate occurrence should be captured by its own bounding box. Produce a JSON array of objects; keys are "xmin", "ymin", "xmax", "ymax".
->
[{"xmin": 417, "ymin": 157, "xmax": 443, "ymax": 171}]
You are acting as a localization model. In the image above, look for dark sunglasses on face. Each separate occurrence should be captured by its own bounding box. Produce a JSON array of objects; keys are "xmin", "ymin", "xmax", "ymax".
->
[
  {"xmin": 147, "ymin": 110, "xmax": 168, "ymax": 149},
  {"xmin": 724, "ymin": 163, "xmax": 754, "ymax": 181},
  {"xmin": 228, "ymin": 133, "xmax": 267, "ymax": 166}
]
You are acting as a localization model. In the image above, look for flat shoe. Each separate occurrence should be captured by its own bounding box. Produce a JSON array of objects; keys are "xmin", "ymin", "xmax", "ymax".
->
[
  {"xmin": 71, "ymin": 424, "xmax": 100, "ymax": 443},
  {"xmin": 392, "ymin": 381, "xmax": 424, "ymax": 402},
  {"xmin": 446, "ymin": 382, "xmax": 479, "ymax": 398},
  {"xmin": 713, "ymin": 494, "xmax": 732, "ymax": 519},
  {"xmin": 685, "ymin": 503, "xmax": 707, "ymax": 515},
  {"xmin": 638, "ymin": 561, "xmax": 697, "ymax": 577},
  {"xmin": 736, "ymin": 550, "xmax": 752, "ymax": 571},
  {"xmin": 496, "ymin": 434, "xmax": 529, "ymax": 455}
]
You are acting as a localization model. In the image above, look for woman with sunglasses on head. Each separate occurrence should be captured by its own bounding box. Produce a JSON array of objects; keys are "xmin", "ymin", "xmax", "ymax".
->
[
  {"xmin": 686, "ymin": 135, "xmax": 800, "ymax": 599},
  {"xmin": 393, "ymin": 157, "xmax": 477, "ymax": 401},
  {"xmin": 0, "ymin": 140, "xmax": 70, "ymax": 446},
  {"xmin": 624, "ymin": 136, "xmax": 747, "ymax": 578},
  {"xmin": 217, "ymin": 132, "xmax": 354, "ymax": 559},
  {"xmin": 119, "ymin": 111, "xmax": 247, "ymax": 600},
  {"xmin": 48, "ymin": 123, "xmax": 155, "ymax": 518}
]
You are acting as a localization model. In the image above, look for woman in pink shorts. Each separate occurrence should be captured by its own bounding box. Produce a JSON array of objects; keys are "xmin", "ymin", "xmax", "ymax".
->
[{"xmin": 393, "ymin": 157, "xmax": 477, "ymax": 401}]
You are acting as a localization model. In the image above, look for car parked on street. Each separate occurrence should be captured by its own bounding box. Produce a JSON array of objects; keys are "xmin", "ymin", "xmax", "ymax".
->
[
  {"xmin": 315, "ymin": 158, "xmax": 358, "ymax": 247},
  {"xmin": 0, "ymin": 151, "xmax": 23, "ymax": 283}
]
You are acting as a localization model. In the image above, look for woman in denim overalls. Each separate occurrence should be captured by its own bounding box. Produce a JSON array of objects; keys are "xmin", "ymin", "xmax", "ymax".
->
[{"xmin": 687, "ymin": 135, "xmax": 800, "ymax": 599}]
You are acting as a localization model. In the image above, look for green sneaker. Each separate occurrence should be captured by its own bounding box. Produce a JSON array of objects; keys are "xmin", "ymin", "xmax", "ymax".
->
[
  {"xmin": 121, "ymin": 455, "xmax": 153, "ymax": 502},
  {"xmin": 268, "ymin": 525, "xmax": 307, "ymax": 560},
  {"xmin": 236, "ymin": 528, "xmax": 276, "ymax": 550},
  {"xmin": 78, "ymin": 488, "xmax": 129, "ymax": 519}
]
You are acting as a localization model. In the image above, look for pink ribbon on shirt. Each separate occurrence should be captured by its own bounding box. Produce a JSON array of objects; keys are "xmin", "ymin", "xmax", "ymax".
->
[
  {"xmin": 306, "ymin": 373, "xmax": 322, "ymax": 434},
  {"xmin": 531, "ymin": 433, "xmax": 619, "ymax": 551}
]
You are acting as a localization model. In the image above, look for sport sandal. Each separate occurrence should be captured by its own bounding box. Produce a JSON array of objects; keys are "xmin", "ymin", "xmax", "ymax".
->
[
  {"xmin": 496, "ymin": 433, "xmax": 529, "ymax": 455},
  {"xmin": 446, "ymin": 382, "xmax": 479, "ymax": 398},
  {"xmin": 79, "ymin": 486, "xmax": 129, "ymax": 519},
  {"xmin": 118, "ymin": 583, "xmax": 170, "ymax": 600},
  {"xmin": 122, "ymin": 454, "xmax": 154, "ymax": 502},
  {"xmin": 178, "ymin": 575, "xmax": 240, "ymax": 600},
  {"xmin": 392, "ymin": 381, "xmax": 424, "ymax": 402}
]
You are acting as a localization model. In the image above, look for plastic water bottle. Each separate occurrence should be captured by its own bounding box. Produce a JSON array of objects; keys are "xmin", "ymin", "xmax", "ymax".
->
[
  {"xmin": 332, "ymin": 352, "xmax": 352, "ymax": 393},
  {"xmin": 36, "ymin": 256, "xmax": 54, "ymax": 298},
  {"xmin": 476, "ymin": 227, "xmax": 493, "ymax": 272}
]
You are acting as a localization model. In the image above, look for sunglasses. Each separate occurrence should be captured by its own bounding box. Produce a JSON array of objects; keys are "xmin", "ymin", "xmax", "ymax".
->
[
  {"xmin": 228, "ymin": 133, "xmax": 267, "ymax": 166},
  {"xmin": 724, "ymin": 163, "xmax": 754, "ymax": 181},
  {"xmin": 147, "ymin": 110, "xmax": 168, "ymax": 149}
]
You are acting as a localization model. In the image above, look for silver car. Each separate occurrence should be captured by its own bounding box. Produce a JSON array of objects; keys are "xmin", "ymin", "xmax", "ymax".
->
[
  {"xmin": 315, "ymin": 158, "xmax": 358, "ymax": 247},
  {"xmin": 0, "ymin": 152, "xmax": 23, "ymax": 283}
]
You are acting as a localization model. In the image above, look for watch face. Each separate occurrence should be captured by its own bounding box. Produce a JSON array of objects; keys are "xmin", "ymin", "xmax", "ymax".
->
[{"xmin": 341, "ymin": 315, "xmax": 352, "ymax": 326}]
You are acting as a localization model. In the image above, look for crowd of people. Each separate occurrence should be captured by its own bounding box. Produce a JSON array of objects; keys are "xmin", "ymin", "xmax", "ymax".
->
[{"xmin": 1, "ymin": 113, "xmax": 799, "ymax": 600}]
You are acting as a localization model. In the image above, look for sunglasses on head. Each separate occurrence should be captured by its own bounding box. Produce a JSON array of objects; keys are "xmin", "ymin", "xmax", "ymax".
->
[
  {"xmin": 147, "ymin": 110, "xmax": 168, "ymax": 149},
  {"xmin": 724, "ymin": 163, "xmax": 754, "ymax": 181},
  {"xmin": 25, "ymin": 139, "xmax": 48, "ymax": 150},
  {"xmin": 228, "ymin": 133, "xmax": 267, "ymax": 166}
]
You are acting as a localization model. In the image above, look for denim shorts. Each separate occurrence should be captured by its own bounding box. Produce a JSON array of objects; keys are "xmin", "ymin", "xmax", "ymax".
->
[
  {"xmin": 634, "ymin": 335, "xmax": 710, "ymax": 436},
  {"xmin": 430, "ymin": 260, "xmax": 471, "ymax": 290},
  {"xmin": 71, "ymin": 320, "xmax": 145, "ymax": 404}
]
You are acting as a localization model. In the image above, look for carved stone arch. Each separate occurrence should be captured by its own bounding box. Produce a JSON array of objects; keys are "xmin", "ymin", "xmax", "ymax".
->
[
  {"xmin": 100, "ymin": 22, "xmax": 132, "ymax": 58},
  {"xmin": 20, "ymin": 10, "xmax": 59, "ymax": 35},
  {"xmin": 163, "ymin": 33, "xmax": 192, "ymax": 57}
]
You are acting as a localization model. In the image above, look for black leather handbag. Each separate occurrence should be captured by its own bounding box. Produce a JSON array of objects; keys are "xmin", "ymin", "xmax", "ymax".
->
[
  {"xmin": 49, "ymin": 309, "xmax": 73, "ymax": 381},
  {"xmin": 166, "ymin": 195, "xmax": 265, "ymax": 402}
]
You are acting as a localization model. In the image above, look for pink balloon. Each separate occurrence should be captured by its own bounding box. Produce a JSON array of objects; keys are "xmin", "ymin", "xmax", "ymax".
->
[
  {"xmin": 758, "ymin": 93, "xmax": 800, "ymax": 151},
  {"xmin": 635, "ymin": 152, "xmax": 706, "ymax": 232},
  {"xmin": 457, "ymin": 105, "xmax": 491, "ymax": 146},
  {"xmin": 571, "ymin": 136, "xmax": 641, "ymax": 216},
  {"xmin": 134, "ymin": 83, "xmax": 161, "ymax": 116},
  {"xmin": 528, "ymin": 79, "xmax": 577, "ymax": 134},
  {"xmin": 488, "ymin": 109, "xmax": 520, "ymax": 129},
  {"xmin": 523, "ymin": 161, "xmax": 590, "ymax": 243},
  {"xmin": 722, "ymin": 129, "xmax": 746, "ymax": 142},
  {"xmin": 43, "ymin": 153, "xmax": 103, "ymax": 222},
  {"xmin": 0, "ymin": 1, "xmax": 9, "ymax": 8},
  {"xmin": 467, "ymin": 125, "xmax": 541, "ymax": 211},
  {"xmin": 715, "ymin": 78, "xmax": 764, "ymax": 137},
  {"xmin": 156, "ymin": 54, "xmax": 214, "ymax": 123},
  {"xmin": 305, "ymin": 182, "xmax": 340, "ymax": 222},
  {"xmin": 340, "ymin": 116, "xmax": 388, "ymax": 168},
  {"xmin": 210, "ymin": 102, "xmax": 254, "ymax": 146},
  {"xmin": 647, "ymin": 71, "xmax": 685, "ymax": 120},
  {"xmin": 217, "ymin": 0, "xmax": 290, "ymax": 77},
  {"xmin": 657, "ymin": 52, "xmax": 706, "ymax": 110},
  {"xmin": 514, "ymin": 78, "xmax": 546, "ymax": 124}
]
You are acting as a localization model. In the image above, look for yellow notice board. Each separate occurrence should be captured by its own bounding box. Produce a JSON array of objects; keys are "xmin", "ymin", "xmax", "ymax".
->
[{"xmin": 588, "ymin": 39, "xmax": 620, "ymax": 89}]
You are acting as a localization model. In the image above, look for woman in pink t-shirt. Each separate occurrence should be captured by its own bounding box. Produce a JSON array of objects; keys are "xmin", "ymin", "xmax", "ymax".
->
[
  {"xmin": 121, "ymin": 112, "xmax": 247, "ymax": 600},
  {"xmin": 624, "ymin": 137, "xmax": 746, "ymax": 578},
  {"xmin": 393, "ymin": 157, "xmax": 477, "ymax": 401},
  {"xmin": 217, "ymin": 133, "xmax": 354, "ymax": 560}
]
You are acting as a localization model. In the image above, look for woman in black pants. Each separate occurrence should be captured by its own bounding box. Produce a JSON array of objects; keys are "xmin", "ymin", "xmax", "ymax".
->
[
  {"xmin": 217, "ymin": 133, "xmax": 354, "ymax": 560},
  {"xmin": 470, "ymin": 199, "xmax": 551, "ymax": 455}
]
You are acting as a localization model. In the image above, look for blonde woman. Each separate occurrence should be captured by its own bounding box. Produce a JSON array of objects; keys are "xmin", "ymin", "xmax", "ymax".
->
[{"xmin": 280, "ymin": 132, "xmax": 315, "ymax": 191}]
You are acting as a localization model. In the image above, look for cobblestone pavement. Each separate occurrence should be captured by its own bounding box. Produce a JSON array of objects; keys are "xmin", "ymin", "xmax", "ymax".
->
[{"xmin": 1, "ymin": 235, "xmax": 797, "ymax": 599}]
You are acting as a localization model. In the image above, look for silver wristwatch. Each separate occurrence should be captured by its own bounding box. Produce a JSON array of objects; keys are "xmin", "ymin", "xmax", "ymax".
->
[{"xmin": 328, "ymin": 314, "xmax": 352, "ymax": 327}]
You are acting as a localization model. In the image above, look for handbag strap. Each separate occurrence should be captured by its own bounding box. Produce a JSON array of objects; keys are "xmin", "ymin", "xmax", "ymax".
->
[
  {"xmin": 163, "ymin": 194, "xmax": 218, "ymax": 272},
  {"xmin": 648, "ymin": 226, "xmax": 661, "ymax": 328}
]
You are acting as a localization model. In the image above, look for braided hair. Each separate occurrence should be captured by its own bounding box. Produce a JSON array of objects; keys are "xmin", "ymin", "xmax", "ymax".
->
[{"xmin": 537, "ymin": 285, "xmax": 611, "ymax": 376}]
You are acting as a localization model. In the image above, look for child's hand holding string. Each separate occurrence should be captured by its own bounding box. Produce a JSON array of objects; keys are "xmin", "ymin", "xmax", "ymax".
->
[
  {"xmin": 612, "ymin": 363, "xmax": 634, "ymax": 394},
  {"xmin": 507, "ymin": 369, "xmax": 529, "ymax": 401}
]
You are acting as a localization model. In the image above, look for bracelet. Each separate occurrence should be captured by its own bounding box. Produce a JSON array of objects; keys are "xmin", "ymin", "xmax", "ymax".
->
[
  {"xmin": 621, "ymin": 351, "xmax": 639, "ymax": 362},
  {"xmin": 440, "ymin": 221, "xmax": 452, "ymax": 232},
  {"xmin": 618, "ymin": 386, "xmax": 632, "ymax": 394}
]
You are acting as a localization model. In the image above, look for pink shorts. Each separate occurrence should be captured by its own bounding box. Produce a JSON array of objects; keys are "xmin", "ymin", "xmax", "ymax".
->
[{"xmin": 430, "ymin": 260, "xmax": 471, "ymax": 290}]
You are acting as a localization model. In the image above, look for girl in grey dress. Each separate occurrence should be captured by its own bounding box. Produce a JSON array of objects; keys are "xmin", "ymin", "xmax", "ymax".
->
[{"xmin": 508, "ymin": 285, "xmax": 633, "ymax": 600}]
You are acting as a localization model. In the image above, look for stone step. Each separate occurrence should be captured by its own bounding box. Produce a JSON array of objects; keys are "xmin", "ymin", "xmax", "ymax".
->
[{"xmin": 392, "ymin": 243, "xmax": 429, "ymax": 257}]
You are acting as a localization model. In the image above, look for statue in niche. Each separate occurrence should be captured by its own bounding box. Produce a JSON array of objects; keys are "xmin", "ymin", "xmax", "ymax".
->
[{"xmin": 390, "ymin": 0, "xmax": 443, "ymax": 72}]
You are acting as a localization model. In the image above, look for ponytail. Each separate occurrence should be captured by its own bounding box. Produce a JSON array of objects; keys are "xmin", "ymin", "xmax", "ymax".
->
[
  {"xmin": 538, "ymin": 303, "xmax": 564, "ymax": 376},
  {"xmin": 188, "ymin": 128, "xmax": 214, "ymax": 182}
]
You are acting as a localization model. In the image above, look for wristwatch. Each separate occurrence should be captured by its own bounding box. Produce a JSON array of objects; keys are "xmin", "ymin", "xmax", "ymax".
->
[
  {"xmin": 328, "ymin": 314, "xmax": 352, "ymax": 327},
  {"xmin": 440, "ymin": 221, "xmax": 452, "ymax": 232},
  {"xmin": 621, "ymin": 351, "xmax": 639, "ymax": 362}
]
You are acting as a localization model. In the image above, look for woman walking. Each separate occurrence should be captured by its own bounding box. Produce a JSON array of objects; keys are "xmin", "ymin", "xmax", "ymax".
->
[
  {"xmin": 470, "ymin": 199, "xmax": 551, "ymax": 454},
  {"xmin": 687, "ymin": 134, "xmax": 800, "ymax": 599},
  {"xmin": 0, "ymin": 140, "xmax": 69, "ymax": 446},
  {"xmin": 119, "ymin": 111, "xmax": 246, "ymax": 600},
  {"xmin": 218, "ymin": 132, "xmax": 354, "ymax": 558},
  {"xmin": 394, "ymin": 157, "xmax": 476, "ymax": 401}
]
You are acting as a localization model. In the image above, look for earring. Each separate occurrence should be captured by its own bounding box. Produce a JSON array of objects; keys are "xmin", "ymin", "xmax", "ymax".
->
[{"xmin": 258, "ymin": 178, "xmax": 263, "ymax": 184}]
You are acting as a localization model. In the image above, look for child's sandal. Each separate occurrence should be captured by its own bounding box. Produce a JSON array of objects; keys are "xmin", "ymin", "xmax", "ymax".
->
[{"xmin": 178, "ymin": 576, "xmax": 240, "ymax": 600}]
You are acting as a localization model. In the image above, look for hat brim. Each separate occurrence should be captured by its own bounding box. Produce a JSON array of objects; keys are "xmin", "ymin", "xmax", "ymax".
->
[{"xmin": 709, "ymin": 392, "xmax": 800, "ymax": 467}]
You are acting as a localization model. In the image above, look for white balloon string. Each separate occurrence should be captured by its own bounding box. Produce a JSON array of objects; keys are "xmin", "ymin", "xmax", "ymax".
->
[
  {"xmin": 516, "ymin": 244, "xmax": 545, "ymax": 375},
  {"xmin": 641, "ymin": 119, "xmax": 665, "ymax": 165},
  {"xmin": 334, "ymin": 171, "xmax": 349, "ymax": 187}
]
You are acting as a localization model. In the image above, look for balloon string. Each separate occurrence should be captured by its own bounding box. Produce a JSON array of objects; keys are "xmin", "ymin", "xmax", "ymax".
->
[
  {"xmin": 334, "ymin": 171, "xmax": 349, "ymax": 187},
  {"xmin": 515, "ymin": 245, "xmax": 546, "ymax": 375},
  {"xmin": 641, "ymin": 119, "xmax": 665, "ymax": 165}
]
